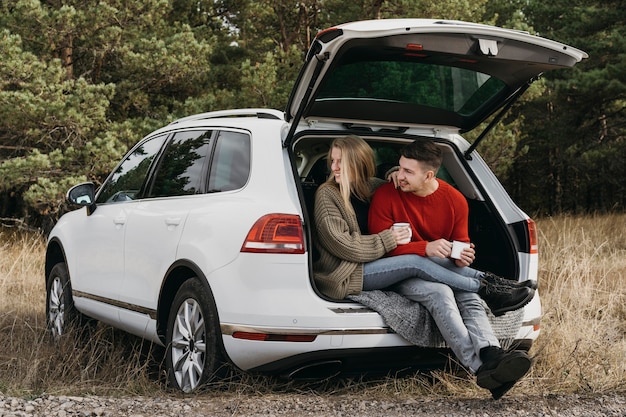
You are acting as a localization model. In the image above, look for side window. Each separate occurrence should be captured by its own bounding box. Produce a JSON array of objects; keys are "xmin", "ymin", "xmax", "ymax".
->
[
  {"xmin": 148, "ymin": 130, "xmax": 213, "ymax": 197},
  {"xmin": 96, "ymin": 135, "xmax": 167, "ymax": 204},
  {"xmin": 208, "ymin": 131, "xmax": 250, "ymax": 192}
]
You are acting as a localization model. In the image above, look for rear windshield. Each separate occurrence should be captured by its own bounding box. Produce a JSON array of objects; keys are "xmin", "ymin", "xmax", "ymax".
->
[{"xmin": 315, "ymin": 52, "xmax": 507, "ymax": 117}]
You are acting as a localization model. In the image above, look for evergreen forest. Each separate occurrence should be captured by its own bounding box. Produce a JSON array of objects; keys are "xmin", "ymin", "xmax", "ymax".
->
[{"xmin": 1, "ymin": 0, "xmax": 624, "ymax": 231}]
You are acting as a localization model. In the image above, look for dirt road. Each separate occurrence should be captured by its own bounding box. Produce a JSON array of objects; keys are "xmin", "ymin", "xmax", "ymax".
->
[{"xmin": 2, "ymin": 392, "xmax": 625, "ymax": 416}]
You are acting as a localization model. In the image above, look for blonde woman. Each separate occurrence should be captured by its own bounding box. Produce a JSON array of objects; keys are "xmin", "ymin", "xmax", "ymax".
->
[{"xmin": 312, "ymin": 134, "xmax": 402, "ymax": 299}]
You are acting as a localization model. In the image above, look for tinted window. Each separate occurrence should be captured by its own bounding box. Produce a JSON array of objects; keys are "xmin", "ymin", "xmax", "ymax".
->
[
  {"xmin": 208, "ymin": 131, "xmax": 250, "ymax": 192},
  {"xmin": 316, "ymin": 51, "xmax": 506, "ymax": 116},
  {"xmin": 96, "ymin": 135, "xmax": 166, "ymax": 204},
  {"xmin": 148, "ymin": 130, "xmax": 213, "ymax": 197}
]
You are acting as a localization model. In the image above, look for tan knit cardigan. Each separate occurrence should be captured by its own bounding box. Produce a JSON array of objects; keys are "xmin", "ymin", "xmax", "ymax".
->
[{"xmin": 312, "ymin": 179, "xmax": 397, "ymax": 299}]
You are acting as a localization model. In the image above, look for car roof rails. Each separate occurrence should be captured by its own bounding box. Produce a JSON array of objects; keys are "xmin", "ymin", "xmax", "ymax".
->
[{"xmin": 169, "ymin": 108, "xmax": 285, "ymax": 125}]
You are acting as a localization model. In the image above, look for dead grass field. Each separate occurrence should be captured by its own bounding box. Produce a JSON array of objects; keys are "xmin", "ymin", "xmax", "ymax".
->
[{"xmin": 0, "ymin": 214, "xmax": 624, "ymax": 398}]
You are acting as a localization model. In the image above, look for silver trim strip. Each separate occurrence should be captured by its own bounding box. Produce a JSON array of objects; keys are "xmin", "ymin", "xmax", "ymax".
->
[
  {"xmin": 73, "ymin": 290, "xmax": 157, "ymax": 320},
  {"xmin": 220, "ymin": 323, "xmax": 392, "ymax": 336},
  {"xmin": 329, "ymin": 307, "xmax": 376, "ymax": 314}
]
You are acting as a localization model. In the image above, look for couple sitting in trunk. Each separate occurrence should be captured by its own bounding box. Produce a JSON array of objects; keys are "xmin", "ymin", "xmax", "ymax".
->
[{"xmin": 312, "ymin": 135, "xmax": 536, "ymax": 400}]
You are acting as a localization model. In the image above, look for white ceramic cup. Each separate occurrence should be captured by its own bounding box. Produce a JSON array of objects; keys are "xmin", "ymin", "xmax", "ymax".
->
[
  {"xmin": 393, "ymin": 222, "xmax": 412, "ymax": 244},
  {"xmin": 450, "ymin": 240, "xmax": 471, "ymax": 259}
]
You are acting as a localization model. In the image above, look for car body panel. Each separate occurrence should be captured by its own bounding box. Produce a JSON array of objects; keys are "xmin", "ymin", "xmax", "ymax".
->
[
  {"xmin": 60, "ymin": 204, "xmax": 127, "ymax": 304},
  {"xmin": 122, "ymin": 197, "xmax": 190, "ymax": 308}
]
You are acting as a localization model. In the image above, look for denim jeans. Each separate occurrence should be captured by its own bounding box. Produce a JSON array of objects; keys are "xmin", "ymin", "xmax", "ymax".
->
[
  {"xmin": 394, "ymin": 279, "xmax": 500, "ymax": 373},
  {"xmin": 362, "ymin": 255, "xmax": 498, "ymax": 372},
  {"xmin": 362, "ymin": 254, "xmax": 484, "ymax": 293}
]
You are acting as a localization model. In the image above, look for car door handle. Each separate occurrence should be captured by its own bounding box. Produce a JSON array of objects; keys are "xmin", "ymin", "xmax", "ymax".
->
[
  {"xmin": 165, "ymin": 217, "xmax": 181, "ymax": 227},
  {"xmin": 114, "ymin": 216, "xmax": 126, "ymax": 225}
]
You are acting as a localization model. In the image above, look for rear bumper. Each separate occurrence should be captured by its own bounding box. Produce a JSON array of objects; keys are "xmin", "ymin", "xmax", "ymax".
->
[{"xmin": 248, "ymin": 345, "xmax": 453, "ymax": 379}]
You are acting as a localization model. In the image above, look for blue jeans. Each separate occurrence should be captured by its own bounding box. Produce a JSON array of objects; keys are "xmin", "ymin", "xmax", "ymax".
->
[
  {"xmin": 362, "ymin": 254, "xmax": 484, "ymax": 292},
  {"xmin": 393, "ymin": 279, "xmax": 500, "ymax": 373},
  {"xmin": 362, "ymin": 255, "xmax": 498, "ymax": 372}
]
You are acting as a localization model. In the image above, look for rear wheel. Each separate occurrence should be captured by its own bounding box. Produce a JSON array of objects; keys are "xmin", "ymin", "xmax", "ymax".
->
[
  {"xmin": 166, "ymin": 279, "xmax": 222, "ymax": 392},
  {"xmin": 46, "ymin": 262, "xmax": 82, "ymax": 340}
]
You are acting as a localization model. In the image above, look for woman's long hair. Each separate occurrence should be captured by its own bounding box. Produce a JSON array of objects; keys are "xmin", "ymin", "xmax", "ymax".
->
[{"xmin": 325, "ymin": 135, "xmax": 376, "ymax": 215}]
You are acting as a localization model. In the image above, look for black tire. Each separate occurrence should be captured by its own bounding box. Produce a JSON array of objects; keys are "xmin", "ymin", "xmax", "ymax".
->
[
  {"xmin": 45, "ymin": 262, "xmax": 83, "ymax": 340},
  {"xmin": 165, "ymin": 279, "xmax": 223, "ymax": 392}
]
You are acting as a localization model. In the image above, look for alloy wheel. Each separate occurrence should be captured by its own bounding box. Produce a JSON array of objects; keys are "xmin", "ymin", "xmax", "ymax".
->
[
  {"xmin": 48, "ymin": 276, "xmax": 65, "ymax": 339},
  {"xmin": 170, "ymin": 298, "xmax": 207, "ymax": 393}
]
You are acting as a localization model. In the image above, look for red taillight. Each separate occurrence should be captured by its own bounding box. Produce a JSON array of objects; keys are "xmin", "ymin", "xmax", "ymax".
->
[
  {"xmin": 241, "ymin": 214, "xmax": 305, "ymax": 254},
  {"xmin": 232, "ymin": 332, "xmax": 316, "ymax": 343},
  {"xmin": 527, "ymin": 219, "xmax": 538, "ymax": 254}
]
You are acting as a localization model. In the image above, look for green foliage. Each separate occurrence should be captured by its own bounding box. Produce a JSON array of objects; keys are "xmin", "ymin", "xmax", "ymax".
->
[
  {"xmin": 232, "ymin": 46, "xmax": 300, "ymax": 109},
  {"xmin": 464, "ymin": 80, "xmax": 546, "ymax": 181},
  {"xmin": 0, "ymin": 30, "xmax": 115, "ymax": 149},
  {"xmin": 321, "ymin": 0, "xmax": 489, "ymax": 22},
  {"xmin": 377, "ymin": 0, "xmax": 489, "ymax": 21},
  {"xmin": 504, "ymin": 0, "xmax": 626, "ymax": 214}
]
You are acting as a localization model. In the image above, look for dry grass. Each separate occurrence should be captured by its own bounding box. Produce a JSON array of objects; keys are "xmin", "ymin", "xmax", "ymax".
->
[
  {"xmin": 0, "ymin": 229, "xmax": 163, "ymax": 396},
  {"xmin": 526, "ymin": 213, "xmax": 626, "ymax": 394},
  {"xmin": 0, "ymin": 214, "xmax": 625, "ymax": 398}
]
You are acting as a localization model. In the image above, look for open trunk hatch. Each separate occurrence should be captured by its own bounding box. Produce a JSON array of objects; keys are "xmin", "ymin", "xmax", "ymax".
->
[{"xmin": 285, "ymin": 19, "xmax": 587, "ymax": 145}]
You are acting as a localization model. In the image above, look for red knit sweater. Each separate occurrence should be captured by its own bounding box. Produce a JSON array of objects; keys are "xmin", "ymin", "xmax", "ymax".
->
[{"xmin": 368, "ymin": 180, "xmax": 470, "ymax": 257}]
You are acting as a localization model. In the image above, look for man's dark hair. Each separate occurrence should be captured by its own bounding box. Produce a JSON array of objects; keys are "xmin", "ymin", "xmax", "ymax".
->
[{"xmin": 400, "ymin": 140, "xmax": 443, "ymax": 172}]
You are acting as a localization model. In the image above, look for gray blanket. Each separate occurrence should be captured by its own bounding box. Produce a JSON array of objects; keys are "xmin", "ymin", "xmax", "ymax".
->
[{"xmin": 347, "ymin": 290, "xmax": 524, "ymax": 349}]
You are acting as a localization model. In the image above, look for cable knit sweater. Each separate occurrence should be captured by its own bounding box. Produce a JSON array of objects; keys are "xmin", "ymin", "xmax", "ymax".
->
[{"xmin": 312, "ymin": 178, "xmax": 397, "ymax": 299}]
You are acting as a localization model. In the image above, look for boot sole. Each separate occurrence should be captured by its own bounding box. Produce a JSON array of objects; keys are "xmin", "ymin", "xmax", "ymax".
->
[
  {"xmin": 490, "ymin": 380, "xmax": 517, "ymax": 400},
  {"xmin": 490, "ymin": 288, "xmax": 536, "ymax": 316},
  {"xmin": 476, "ymin": 351, "xmax": 531, "ymax": 390}
]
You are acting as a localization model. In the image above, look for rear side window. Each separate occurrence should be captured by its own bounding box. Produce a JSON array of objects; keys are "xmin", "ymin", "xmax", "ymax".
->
[
  {"xmin": 148, "ymin": 130, "xmax": 213, "ymax": 197},
  {"xmin": 208, "ymin": 131, "xmax": 250, "ymax": 192},
  {"xmin": 96, "ymin": 134, "xmax": 167, "ymax": 204}
]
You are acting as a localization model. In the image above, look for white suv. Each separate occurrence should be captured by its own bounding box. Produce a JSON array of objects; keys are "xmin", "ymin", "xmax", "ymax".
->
[{"xmin": 45, "ymin": 19, "xmax": 586, "ymax": 392}]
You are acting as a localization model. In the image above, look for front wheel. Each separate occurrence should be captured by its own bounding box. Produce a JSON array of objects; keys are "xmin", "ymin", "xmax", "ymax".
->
[
  {"xmin": 166, "ymin": 279, "xmax": 223, "ymax": 392},
  {"xmin": 46, "ymin": 262, "xmax": 82, "ymax": 340}
]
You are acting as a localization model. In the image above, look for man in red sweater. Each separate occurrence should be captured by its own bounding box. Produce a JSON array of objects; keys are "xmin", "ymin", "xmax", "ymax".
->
[
  {"xmin": 370, "ymin": 164, "xmax": 470, "ymax": 260},
  {"xmin": 368, "ymin": 140, "xmax": 532, "ymax": 399}
]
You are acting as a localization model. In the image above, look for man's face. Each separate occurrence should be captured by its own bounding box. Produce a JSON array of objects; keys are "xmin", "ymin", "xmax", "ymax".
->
[{"xmin": 397, "ymin": 156, "xmax": 433, "ymax": 195}]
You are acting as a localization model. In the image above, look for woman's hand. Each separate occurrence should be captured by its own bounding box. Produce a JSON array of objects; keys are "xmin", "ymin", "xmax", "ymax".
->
[
  {"xmin": 390, "ymin": 225, "xmax": 411, "ymax": 245},
  {"xmin": 386, "ymin": 169, "xmax": 400, "ymax": 188}
]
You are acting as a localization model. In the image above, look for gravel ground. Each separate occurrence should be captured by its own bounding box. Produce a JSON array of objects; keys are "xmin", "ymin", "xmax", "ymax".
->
[{"xmin": 2, "ymin": 393, "xmax": 625, "ymax": 417}]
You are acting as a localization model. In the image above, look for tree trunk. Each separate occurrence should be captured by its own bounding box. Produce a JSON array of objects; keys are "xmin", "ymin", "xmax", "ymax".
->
[{"xmin": 59, "ymin": 35, "xmax": 74, "ymax": 80}]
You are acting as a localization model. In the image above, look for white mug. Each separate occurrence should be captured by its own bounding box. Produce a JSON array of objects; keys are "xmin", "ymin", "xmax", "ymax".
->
[
  {"xmin": 450, "ymin": 240, "xmax": 471, "ymax": 259},
  {"xmin": 393, "ymin": 223, "xmax": 412, "ymax": 244}
]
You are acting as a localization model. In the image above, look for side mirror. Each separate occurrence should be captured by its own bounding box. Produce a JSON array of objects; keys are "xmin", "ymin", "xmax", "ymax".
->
[{"xmin": 66, "ymin": 182, "xmax": 97, "ymax": 214}]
